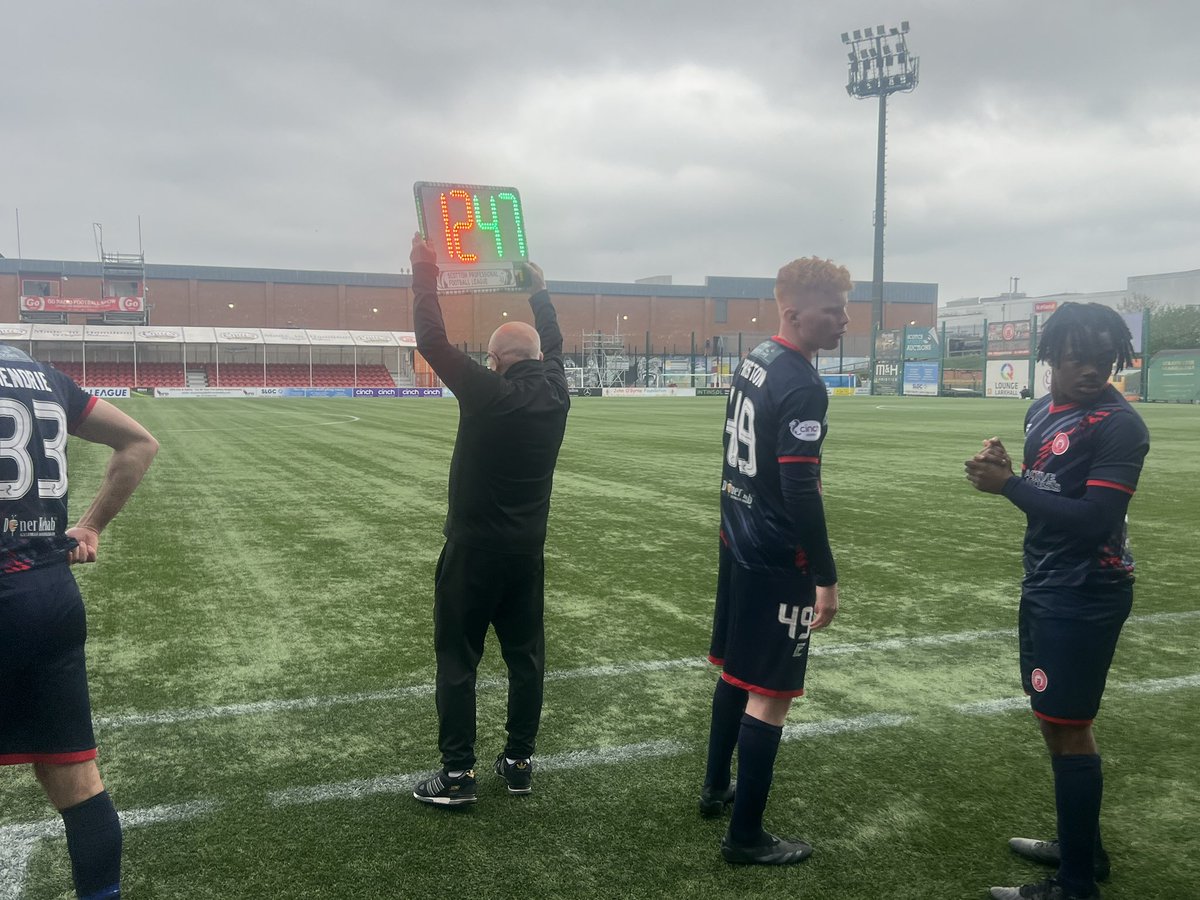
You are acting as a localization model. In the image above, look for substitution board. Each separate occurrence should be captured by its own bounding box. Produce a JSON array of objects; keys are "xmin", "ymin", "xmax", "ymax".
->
[{"xmin": 414, "ymin": 181, "xmax": 530, "ymax": 293}]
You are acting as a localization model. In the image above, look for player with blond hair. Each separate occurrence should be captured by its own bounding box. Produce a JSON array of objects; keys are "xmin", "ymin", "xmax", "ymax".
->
[{"xmin": 701, "ymin": 256, "xmax": 851, "ymax": 865}]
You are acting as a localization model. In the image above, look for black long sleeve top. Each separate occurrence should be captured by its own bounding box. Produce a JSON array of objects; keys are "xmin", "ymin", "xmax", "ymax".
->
[{"xmin": 412, "ymin": 261, "xmax": 570, "ymax": 552}]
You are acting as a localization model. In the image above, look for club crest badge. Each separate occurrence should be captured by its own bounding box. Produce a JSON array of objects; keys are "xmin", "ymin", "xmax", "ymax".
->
[{"xmin": 1031, "ymin": 668, "xmax": 1049, "ymax": 692}]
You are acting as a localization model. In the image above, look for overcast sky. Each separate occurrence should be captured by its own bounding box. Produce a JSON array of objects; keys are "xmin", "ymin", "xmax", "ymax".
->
[{"xmin": 5, "ymin": 0, "xmax": 1199, "ymax": 304}]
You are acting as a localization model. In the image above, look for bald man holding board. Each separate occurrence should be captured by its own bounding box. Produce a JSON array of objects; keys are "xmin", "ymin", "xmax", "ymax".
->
[{"xmin": 408, "ymin": 233, "xmax": 571, "ymax": 806}]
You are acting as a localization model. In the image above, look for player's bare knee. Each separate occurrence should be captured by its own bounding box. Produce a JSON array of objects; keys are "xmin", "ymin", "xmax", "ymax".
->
[
  {"xmin": 1038, "ymin": 718, "xmax": 1097, "ymax": 756},
  {"xmin": 746, "ymin": 692, "xmax": 793, "ymax": 726},
  {"xmin": 34, "ymin": 760, "xmax": 105, "ymax": 810}
]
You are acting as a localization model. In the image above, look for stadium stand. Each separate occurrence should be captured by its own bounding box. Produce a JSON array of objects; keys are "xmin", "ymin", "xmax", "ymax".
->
[
  {"xmin": 46, "ymin": 361, "xmax": 186, "ymax": 387},
  {"xmin": 201, "ymin": 363, "xmax": 397, "ymax": 387},
  {"xmin": 42, "ymin": 360, "xmax": 396, "ymax": 388}
]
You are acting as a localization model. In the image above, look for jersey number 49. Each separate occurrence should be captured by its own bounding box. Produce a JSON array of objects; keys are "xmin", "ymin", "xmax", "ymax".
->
[{"xmin": 725, "ymin": 391, "xmax": 757, "ymax": 477}]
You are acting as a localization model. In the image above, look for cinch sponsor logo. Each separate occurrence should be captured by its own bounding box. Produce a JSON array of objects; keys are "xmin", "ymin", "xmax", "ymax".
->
[
  {"xmin": 419, "ymin": 388, "xmax": 441, "ymax": 396},
  {"xmin": 378, "ymin": 389, "xmax": 396, "ymax": 396},
  {"xmin": 354, "ymin": 389, "xmax": 373, "ymax": 396},
  {"xmin": 401, "ymin": 388, "xmax": 420, "ymax": 396},
  {"xmin": 789, "ymin": 419, "xmax": 821, "ymax": 441}
]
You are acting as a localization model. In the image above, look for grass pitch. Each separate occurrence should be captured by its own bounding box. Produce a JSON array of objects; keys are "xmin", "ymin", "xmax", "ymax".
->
[{"xmin": 3, "ymin": 396, "xmax": 1198, "ymax": 899}]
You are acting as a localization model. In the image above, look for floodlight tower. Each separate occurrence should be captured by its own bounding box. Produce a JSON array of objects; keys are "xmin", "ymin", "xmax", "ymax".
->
[{"xmin": 841, "ymin": 22, "xmax": 919, "ymax": 363}]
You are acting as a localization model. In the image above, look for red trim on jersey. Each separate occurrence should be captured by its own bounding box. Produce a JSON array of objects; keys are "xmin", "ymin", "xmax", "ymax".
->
[
  {"xmin": 1087, "ymin": 479, "xmax": 1135, "ymax": 495},
  {"xmin": 771, "ymin": 335, "xmax": 802, "ymax": 352},
  {"xmin": 720, "ymin": 671, "xmax": 805, "ymax": 698},
  {"xmin": 778, "ymin": 455, "xmax": 820, "ymax": 464},
  {"xmin": 1048, "ymin": 401, "xmax": 1078, "ymax": 414},
  {"xmin": 69, "ymin": 395, "xmax": 98, "ymax": 433},
  {"xmin": 0, "ymin": 748, "xmax": 98, "ymax": 766},
  {"xmin": 1033, "ymin": 710, "xmax": 1093, "ymax": 727},
  {"xmin": 707, "ymin": 654, "xmax": 725, "ymax": 667}
]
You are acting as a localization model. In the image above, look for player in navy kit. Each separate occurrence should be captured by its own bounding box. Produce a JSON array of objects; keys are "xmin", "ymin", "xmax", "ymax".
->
[
  {"xmin": 700, "ymin": 256, "xmax": 851, "ymax": 865},
  {"xmin": 1, "ymin": 344, "xmax": 158, "ymax": 900},
  {"xmin": 966, "ymin": 303, "xmax": 1148, "ymax": 900}
]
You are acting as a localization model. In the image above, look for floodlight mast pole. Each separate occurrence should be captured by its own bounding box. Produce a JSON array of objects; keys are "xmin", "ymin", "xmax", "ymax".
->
[{"xmin": 841, "ymin": 21, "xmax": 919, "ymax": 392}]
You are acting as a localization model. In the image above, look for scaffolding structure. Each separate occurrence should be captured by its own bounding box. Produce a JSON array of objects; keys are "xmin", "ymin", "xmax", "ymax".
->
[
  {"xmin": 95, "ymin": 223, "xmax": 149, "ymax": 325},
  {"xmin": 582, "ymin": 331, "xmax": 628, "ymax": 387}
]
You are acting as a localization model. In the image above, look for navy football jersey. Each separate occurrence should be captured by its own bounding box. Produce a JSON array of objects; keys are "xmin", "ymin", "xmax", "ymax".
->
[
  {"xmin": 720, "ymin": 337, "xmax": 831, "ymax": 573},
  {"xmin": 1018, "ymin": 385, "xmax": 1149, "ymax": 589},
  {"xmin": 0, "ymin": 345, "xmax": 96, "ymax": 575}
]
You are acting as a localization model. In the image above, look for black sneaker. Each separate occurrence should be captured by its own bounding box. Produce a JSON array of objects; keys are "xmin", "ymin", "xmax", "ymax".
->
[
  {"xmin": 494, "ymin": 754, "xmax": 532, "ymax": 794},
  {"xmin": 989, "ymin": 877, "xmax": 1100, "ymax": 900},
  {"xmin": 699, "ymin": 782, "xmax": 735, "ymax": 818},
  {"xmin": 1008, "ymin": 838, "xmax": 1111, "ymax": 882},
  {"xmin": 720, "ymin": 830, "xmax": 813, "ymax": 865},
  {"xmin": 413, "ymin": 768, "xmax": 477, "ymax": 806}
]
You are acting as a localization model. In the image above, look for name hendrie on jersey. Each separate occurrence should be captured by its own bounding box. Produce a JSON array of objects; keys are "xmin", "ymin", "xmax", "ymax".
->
[{"xmin": 0, "ymin": 366, "xmax": 53, "ymax": 392}]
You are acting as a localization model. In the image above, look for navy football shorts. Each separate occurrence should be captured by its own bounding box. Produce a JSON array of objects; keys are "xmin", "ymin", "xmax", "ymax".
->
[
  {"xmin": 1018, "ymin": 583, "xmax": 1133, "ymax": 725},
  {"xmin": 708, "ymin": 543, "xmax": 816, "ymax": 698},
  {"xmin": 0, "ymin": 564, "xmax": 98, "ymax": 765}
]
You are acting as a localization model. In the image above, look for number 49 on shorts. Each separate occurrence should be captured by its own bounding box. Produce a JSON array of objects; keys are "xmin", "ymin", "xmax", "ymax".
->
[{"xmin": 778, "ymin": 603, "xmax": 814, "ymax": 656}]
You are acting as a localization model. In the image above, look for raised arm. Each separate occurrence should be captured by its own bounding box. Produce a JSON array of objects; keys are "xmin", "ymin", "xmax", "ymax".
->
[
  {"xmin": 410, "ymin": 233, "xmax": 505, "ymax": 402},
  {"xmin": 519, "ymin": 262, "xmax": 567, "ymax": 390},
  {"xmin": 67, "ymin": 399, "xmax": 159, "ymax": 563}
]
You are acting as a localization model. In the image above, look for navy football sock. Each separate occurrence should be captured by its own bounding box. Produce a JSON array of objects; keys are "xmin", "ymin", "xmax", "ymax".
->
[
  {"xmin": 60, "ymin": 791, "xmax": 121, "ymax": 900},
  {"xmin": 1052, "ymin": 753, "xmax": 1102, "ymax": 896},
  {"xmin": 728, "ymin": 713, "xmax": 783, "ymax": 845},
  {"xmin": 703, "ymin": 678, "xmax": 748, "ymax": 791}
]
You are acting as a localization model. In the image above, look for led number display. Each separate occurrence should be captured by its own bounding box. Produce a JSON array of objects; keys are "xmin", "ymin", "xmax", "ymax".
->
[{"xmin": 414, "ymin": 182, "xmax": 529, "ymax": 293}]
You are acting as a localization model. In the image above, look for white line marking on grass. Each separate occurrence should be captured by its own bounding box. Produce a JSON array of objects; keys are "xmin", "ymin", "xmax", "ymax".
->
[
  {"xmin": 92, "ymin": 610, "xmax": 1200, "ymax": 732},
  {"xmin": 952, "ymin": 697, "xmax": 1030, "ymax": 716},
  {"xmin": 267, "ymin": 739, "xmax": 688, "ymax": 808},
  {"xmin": 1117, "ymin": 673, "xmax": 1200, "ymax": 694},
  {"xmin": 784, "ymin": 712, "xmax": 913, "ymax": 740},
  {"xmin": 1129, "ymin": 609, "xmax": 1200, "ymax": 625},
  {"xmin": 96, "ymin": 659, "xmax": 710, "ymax": 731},
  {"xmin": 0, "ymin": 801, "xmax": 217, "ymax": 900},
  {"xmin": 162, "ymin": 414, "xmax": 360, "ymax": 434},
  {"xmin": 814, "ymin": 629, "xmax": 1011, "ymax": 657},
  {"xmin": 952, "ymin": 672, "xmax": 1200, "ymax": 715},
  {"xmin": 94, "ymin": 682, "xmax": 444, "ymax": 730}
]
